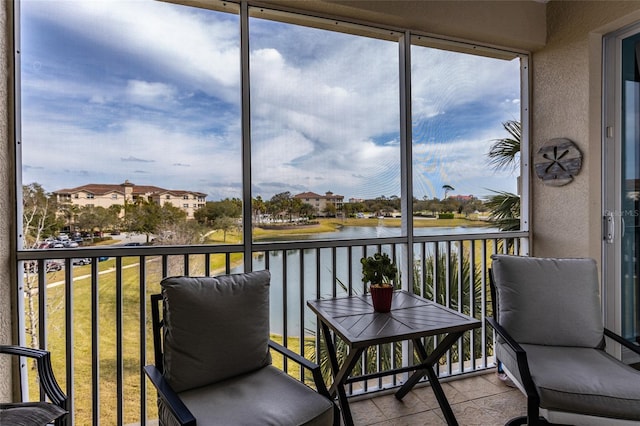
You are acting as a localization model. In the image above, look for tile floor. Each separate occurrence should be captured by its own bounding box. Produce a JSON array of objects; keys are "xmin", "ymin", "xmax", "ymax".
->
[{"xmin": 348, "ymin": 370, "xmax": 526, "ymax": 425}]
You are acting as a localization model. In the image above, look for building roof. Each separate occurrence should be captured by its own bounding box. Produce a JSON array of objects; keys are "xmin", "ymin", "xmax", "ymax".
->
[
  {"xmin": 295, "ymin": 191, "xmax": 343, "ymax": 199},
  {"xmin": 53, "ymin": 182, "xmax": 206, "ymax": 197}
]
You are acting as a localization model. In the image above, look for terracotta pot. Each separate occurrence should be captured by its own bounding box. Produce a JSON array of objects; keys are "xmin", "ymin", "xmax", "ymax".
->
[{"xmin": 370, "ymin": 285, "xmax": 393, "ymax": 312}]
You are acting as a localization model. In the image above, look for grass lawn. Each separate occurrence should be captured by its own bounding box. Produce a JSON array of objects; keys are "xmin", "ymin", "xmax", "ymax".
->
[
  {"xmin": 252, "ymin": 216, "xmax": 490, "ymax": 240},
  {"xmin": 32, "ymin": 251, "xmax": 312, "ymax": 424},
  {"xmin": 30, "ymin": 218, "xmax": 498, "ymax": 423}
]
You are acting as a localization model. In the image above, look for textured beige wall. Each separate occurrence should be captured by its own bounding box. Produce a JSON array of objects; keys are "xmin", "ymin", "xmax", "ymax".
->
[
  {"xmin": 531, "ymin": 1, "xmax": 640, "ymax": 260},
  {"xmin": 261, "ymin": 0, "xmax": 547, "ymax": 51},
  {"xmin": 0, "ymin": 0, "xmax": 13, "ymax": 402}
]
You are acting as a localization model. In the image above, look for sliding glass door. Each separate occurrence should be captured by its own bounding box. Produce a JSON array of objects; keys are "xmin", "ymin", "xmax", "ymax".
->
[{"xmin": 603, "ymin": 23, "xmax": 640, "ymax": 364}]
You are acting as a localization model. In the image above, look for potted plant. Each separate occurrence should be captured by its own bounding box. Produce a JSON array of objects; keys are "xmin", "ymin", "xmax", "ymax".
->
[{"xmin": 361, "ymin": 252, "xmax": 398, "ymax": 312}]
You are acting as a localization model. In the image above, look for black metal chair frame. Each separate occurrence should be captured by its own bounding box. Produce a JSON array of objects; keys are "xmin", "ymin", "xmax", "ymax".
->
[
  {"xmin": 486, "ymin": 269, "xmax": 640, "ymax": 426},
  {"xmin": 144, "ymin": 293, "xmax": 339, "ymax": 426},
  {"xmin": 0, "ymin": 344, "xmax": 69, "ymax": 426}
]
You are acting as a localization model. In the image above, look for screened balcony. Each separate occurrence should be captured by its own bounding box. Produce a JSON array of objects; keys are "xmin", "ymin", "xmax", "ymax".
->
[
  {"xmin": 6, "ymin": 0, "xmax": 640, "ymax": 425},
  {"xmin": 16, "ymin": 231, "xmax": 527, "ymax": 425}
]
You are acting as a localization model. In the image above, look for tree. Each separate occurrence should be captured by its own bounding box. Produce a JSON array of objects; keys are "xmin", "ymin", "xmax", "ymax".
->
[
  {"xmin": 195, "ymin": 199, "xmax": 241, "ymax": 225},
  {"xmin": 76, "ymin": 206, "xmax": 119, "ymax": 235},
  {"xmin": 484, "ymin": 190, "xmax": 521, "ymax": 231},
  {"xmin": 485, "ymin": 120, "xmax": 521, "ymax": 231},
  {"xmin": 154, "ymin": 220, "xmax": 203, "ymax": 245},
  {"xmin": 299, "ymin": 202, "xmax": 315, "ymax": 219},
  {"xmin": 57, "ymin": 202, "xmax": 80, "ymax": 233},
  {"xmin": 488, "ymin": 120, "xmax": 521, "ymax": 172},
  {"xmin": 213, "ymin": 216, "xmax": 239, "ymax": 242},
  {"xmin": 125, "ymin": 200, "xmax": 186, "ymax": 242},
  {"xmin": 252, "ymin": 196, "xmax": 266, "ymax": 224},
  {"xmin": 22, "ymin": 183, "xmax": 63, "ymax": 245},
  {"xmin": 268, "ymin": 192, "xmax": 293, "ymax": 222},
  {"xmin": 442, "ymin": 184, "xmax": 455, "ymax": 199},
  {"xmin": 323, "ymin": 203, "xmax": 337, "ymax": 217},
  {"xmin": 21, "ymin": 183, "xmax": 63, "ymax": 352}
]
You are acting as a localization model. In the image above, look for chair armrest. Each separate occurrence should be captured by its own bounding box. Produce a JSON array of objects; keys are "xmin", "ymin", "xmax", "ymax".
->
[
  {"xmin": 484, "ymin": 318, "xmax": 539, "ymax": 402},
  {"xmin": 143, "ymin": 365, "xmax": 196, "ymax": 426},
  {"xmin": 604, "ymin": 328, "xmax": 640, "ymax": 356},
  {"xmin": 268, "ymin": 340, "xmax": 331, "ymax": 399},
  {"xmin": 0, "ymin": 345, "xmax": 67, "ymax": 408}
]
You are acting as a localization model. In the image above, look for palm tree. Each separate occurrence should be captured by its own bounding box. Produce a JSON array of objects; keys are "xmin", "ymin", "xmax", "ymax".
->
[
  {"xmin": 488, "ymin": 120, "xmax": 520, "ymax": 171},
  {"xmin": 442, "ymin": 184, "xmax": 455, "ymax": 199},
  {"xmin": 485, "ymin": 120, "xmax": 521, "ymax": 231}
]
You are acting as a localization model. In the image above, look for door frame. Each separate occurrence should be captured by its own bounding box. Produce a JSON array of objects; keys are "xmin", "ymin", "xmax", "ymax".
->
[{"xmin": 602, "ymin": 22, "xmax": 640, "ymax": 363}]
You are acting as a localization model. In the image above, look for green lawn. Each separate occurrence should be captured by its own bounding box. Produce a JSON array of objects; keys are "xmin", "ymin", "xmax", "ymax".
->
[
  {"xmin": 32, "ymin": 251, "xmax": 313, "ymax": 424},
  {"xmin": 31, "ymin": 217, "xmax": 495, "ymax": 423}
]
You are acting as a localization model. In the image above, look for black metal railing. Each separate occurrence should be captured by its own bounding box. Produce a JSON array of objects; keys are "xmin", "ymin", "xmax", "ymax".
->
[{"xmin": 16, "ymin": 231, "xmax": 527, "ymax": 425}]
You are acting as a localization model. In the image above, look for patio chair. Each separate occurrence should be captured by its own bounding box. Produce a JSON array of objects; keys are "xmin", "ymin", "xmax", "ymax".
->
[
  {"xmin": 487, "ymin": 255, "xmax": 640, "ymax": 426},
  {"xmin": 0, "ymin": 345, "xmax": 68, "ymax": 426},
  {"xmin": 144, "ymin": 270, "xmax": 338, "ymax": 426}
]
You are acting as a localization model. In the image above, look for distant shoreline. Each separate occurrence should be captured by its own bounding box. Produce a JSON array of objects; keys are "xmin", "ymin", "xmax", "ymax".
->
[{"xmin": 252, "ymin": 216, "xmax": 490, "ymax": 239}]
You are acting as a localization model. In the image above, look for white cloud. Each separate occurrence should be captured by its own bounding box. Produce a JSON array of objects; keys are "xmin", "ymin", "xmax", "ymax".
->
[
  {"xmin": 25, "ymin": 0, "xmax": 241, "ymax": 100},
  {"xmin": 20, "ymin": 0, "xmax": 521, "ymax": 201},
  {"xmin": 125, "ymin": 80, "xmax": 177, "ymax": 107}
]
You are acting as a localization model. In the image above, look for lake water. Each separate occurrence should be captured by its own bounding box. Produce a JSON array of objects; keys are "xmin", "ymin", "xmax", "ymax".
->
[
  {"xmin": 236, "ymin": 225, "xmax": 498, "ymax": 335},
  {"xmin": 258, "ymin": 224, "xmax": 495, "ymax": 241}
]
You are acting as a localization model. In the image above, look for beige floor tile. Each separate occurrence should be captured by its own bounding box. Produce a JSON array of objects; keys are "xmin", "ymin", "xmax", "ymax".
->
[
  {"xmin": 483, "ymin": 370, "xmax": 518, "ymax": 390},
  {"xmin": 369, "ymin": 391, "xmax": 432, "ymax": 419},
  {"xmin": 471, "ymin": 389, "xmax": 526, "ymax": 421},
  {"xmin": 446, "ymin": 374, "xmax": 507, "ymax": 400},
  {"xmin": 435, "ymin": 400, "xmax": 504, "ymax": 426},
  {"xmin": 382, "ymin": 409, "xmax": 448, "ymax": 426},
  {"xmin": 340, "ymin": 372, "xmax": 527, "ymax": 425},
  {"xmin": 412, "ymin": 382, "xmax": 471, "ymax": 406},
  {"xmin": 350, "ymin": 398, "xmax": 385, "ymax": 425}
]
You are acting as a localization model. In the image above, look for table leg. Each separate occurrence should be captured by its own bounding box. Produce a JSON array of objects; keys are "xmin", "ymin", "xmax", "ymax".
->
[
  {"xmin": 425, "ymin": 364, "xmax": 458, "ymax": 426},
  {"xmin": 395, "ymin": 332, "xmax": 463, "ymax": 426},
  {"xmin": 319, "ymin": 322, "xmax": 363, "ymax": 426}
]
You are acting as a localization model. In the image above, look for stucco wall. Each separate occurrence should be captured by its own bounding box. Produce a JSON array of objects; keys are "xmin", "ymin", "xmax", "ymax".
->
[
  {"xmin": 269, "ymin": 0, "xmax": 547, "ymax": 51},
  {"xmin": 531, "ymin": 1, "xmax": 640, "ymax": 260},
  {"xmin": 0, "ymin": 0, "xmax": 12, "ymax": 403}
]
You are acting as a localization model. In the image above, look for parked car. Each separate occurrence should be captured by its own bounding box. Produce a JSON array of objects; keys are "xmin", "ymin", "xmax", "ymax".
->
[
  {"xmin": 72, "ymin": 258, "xmax": 91, "ymax": 266},
  {"xmin": 98, "ymin": 257, "xmax": 110, "ymax": 262},
  {"xmin": 63, "ymin": 241, "xmax": 79, "ymax": 248},
  {"xmin": 45, "ymin": 260, "xmax": 64, "ymax": 272},
  {"xmin": 51, "ymin": 242, "xmax": 65, "ymax": 248}
]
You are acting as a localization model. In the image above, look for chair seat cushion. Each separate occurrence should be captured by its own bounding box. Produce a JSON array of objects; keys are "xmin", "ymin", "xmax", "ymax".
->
[
  {"xmin": 498, "ymin": 343, "xmax": 640, "ymax": 420},
  {"xmin": 0, "ymin": 402, "xmax": 67, "ymax": 426},
  {"xmin": 159, "ymin": 365, "xmax": 334, "ymax": 426}
]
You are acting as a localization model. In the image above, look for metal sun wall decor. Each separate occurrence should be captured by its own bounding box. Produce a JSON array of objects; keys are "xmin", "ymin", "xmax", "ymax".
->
[{"xmin": 534, "ymin": 138, "xmax": 582, "ymax": 186}]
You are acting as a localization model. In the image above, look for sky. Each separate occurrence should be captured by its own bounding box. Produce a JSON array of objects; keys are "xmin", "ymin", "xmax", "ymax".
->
[{"xmin": 19, "ymin": 0, "xmax": 521, "ymax": 202}]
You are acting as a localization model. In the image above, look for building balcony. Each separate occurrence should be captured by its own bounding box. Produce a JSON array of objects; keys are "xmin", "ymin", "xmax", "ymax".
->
[{"xmin": 15, "ymin": 230, "xmax": 527, "ymax": 425}]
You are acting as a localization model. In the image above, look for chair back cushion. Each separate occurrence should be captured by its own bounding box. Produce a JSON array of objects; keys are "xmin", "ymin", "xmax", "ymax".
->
[
  {"xmin": 161, "ymin": 270, "xmax": 272, "ymax": 392},
  {"xmin": 491, "ymin": 255, "xmax": 603, "ymax": 347}
]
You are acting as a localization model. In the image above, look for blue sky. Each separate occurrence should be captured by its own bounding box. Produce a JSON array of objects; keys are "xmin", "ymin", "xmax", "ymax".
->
[{"xmin": 20, "ymin": 0, "xmax": 521, "ymax": 202}]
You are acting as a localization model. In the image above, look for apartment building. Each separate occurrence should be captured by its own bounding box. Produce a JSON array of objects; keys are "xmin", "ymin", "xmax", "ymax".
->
[
  {"xmin": 295, "ymin": 191, "xmax": 344, "ymax": 216},
  {"xmin": 53, "ymin": 180, "xmax": 207, "ymax": 219}
]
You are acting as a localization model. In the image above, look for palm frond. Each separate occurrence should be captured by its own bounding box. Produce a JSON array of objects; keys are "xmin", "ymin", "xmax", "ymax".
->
[
  {"xmin": 484, "ymin": 190, "xmax": 520, "ymax": 231},
  {"xmin": 488, "ymin": 120, "xmax": 521, "ymax": 172}
]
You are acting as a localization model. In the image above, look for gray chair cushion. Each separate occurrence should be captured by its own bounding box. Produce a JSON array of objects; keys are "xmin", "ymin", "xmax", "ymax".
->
[
  {"xmin": 497, "ymin": 342, "xmax": 640, "ymax": 420},
  {"xmin": 491, "ymin": 255, "xmax": 603, "ymax": 347},
  {"xmin": 161, "ymin": 271, "xmax": 272, "ymax": 392},
  {"xmin": 158, "ymin": 365, "xmax": 335, "ymax": 426},
  {"xmin": 0, "ymin": 402, "xmax": 67, "ymax": 426}
]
